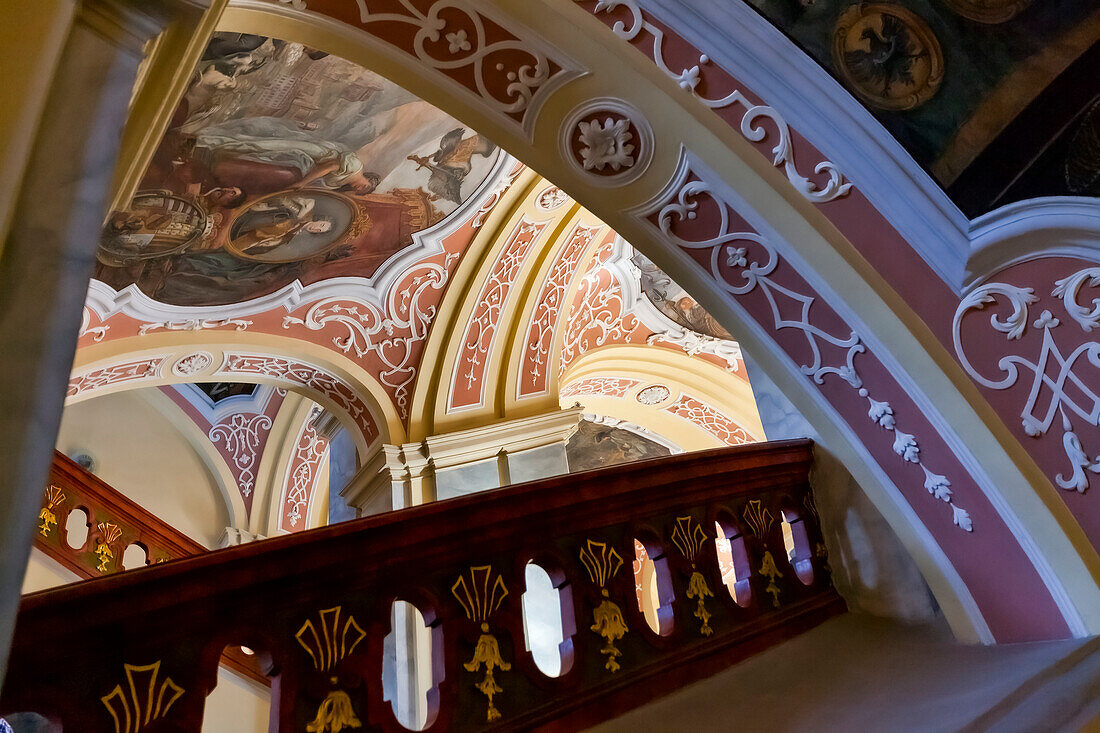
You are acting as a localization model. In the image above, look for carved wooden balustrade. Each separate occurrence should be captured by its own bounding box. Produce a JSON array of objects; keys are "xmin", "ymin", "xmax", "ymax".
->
[
  {"xmin": 31, "ymin": 450, "xmax": 263, "ymax": 684},
  {"xmin": 4, "ymin": 439, "xmax": 842, "ymax": 731},
  {"xmin": 35, "ymin": 451, "xmax": 205, "ymax": 576}
]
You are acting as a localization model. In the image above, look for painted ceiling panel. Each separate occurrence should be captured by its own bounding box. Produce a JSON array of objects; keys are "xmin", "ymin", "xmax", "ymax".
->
[
  {"xmin": 95, "ymin": 32, "xmax": 501, "ymax": 307},
  {"xmin": 746, "ymin": 0, "xmax": 1099, "ymax": 216}
]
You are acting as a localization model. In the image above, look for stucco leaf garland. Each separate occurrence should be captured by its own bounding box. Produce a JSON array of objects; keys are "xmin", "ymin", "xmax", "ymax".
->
[{"xmin": 640, "ymin": 163, "xmax": 973, "ymax": 530}]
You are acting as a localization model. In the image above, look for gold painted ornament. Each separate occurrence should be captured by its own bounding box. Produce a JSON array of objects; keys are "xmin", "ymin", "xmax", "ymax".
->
[
  {"xmin": 832, "ymin": 4, "xmax": 945, "ymax": 111},
  {"xmin": 579, "ymin": 539, "xmax": 630, "ymax": 671},
  {"xmin": 670, "ymin": 516, "xmax": 715, "ymax": 637},
  {"xmin": 743, "ymin": 499, "xmax": 774, "ymax": 538},
  {"xmin": 590, "ymin": 591, "xmax": 629, "ymax": 671},
  {"xmin": 307, "ymin": 679, "xmax": 362, "ymax": 733},
  {"xmin": 452, "ymin": 566, "xmax": 511, "ymax": 721},
  {"xmin": 759, "ymin": 551, "xmax": 784, "ymax": 608},
  {"xmin": 101, "ymin": 661, "xmax": 184, "ymax": 733},
  {"xmin": 38, "ymin": 485, "xmax": 64, "ymax": 537},
  {"xmin": 463, "ymin": 623, "xmax": 511, "ymax": 721},
  {"xmin": 295, "ymin": 606, "xmax": 366, "ymax": 672},
  {"xmin": 686, "ymin": 572, "xmax": 715, "ymax": 636},
  {"xmin": 95, "ymin": 523, "xmax": 123, "ymax": 572},
  {"xmin": 38, "ymin": 508, "xmax": 57, "ymax": 538}
]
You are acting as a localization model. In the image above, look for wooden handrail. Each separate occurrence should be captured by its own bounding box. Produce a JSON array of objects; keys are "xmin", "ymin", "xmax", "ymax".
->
[
  {"xmin": 35, "ymin": 451, "xmax": 205, "ymax": 576},
  {"xmin": 31, "ymin": 450, "xmax": 265, "ymax": 685},
  {"xmin": 6, "ymin": 439, "xmax": 842, "ymax": 731}
]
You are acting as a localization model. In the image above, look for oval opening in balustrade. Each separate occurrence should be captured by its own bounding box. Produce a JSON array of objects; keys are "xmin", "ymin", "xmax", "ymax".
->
[
  {"xmin": 522, "ymin": 561, "xmax": 575, "ymax": 677},
  {"xmin": 202, "ymin": 644, "xmax": 273, "ymax": 733},
  {"xmin": 1, "ymin": 712, "xmax": 59, "ymax": 732},
  {"xmin": 633, "ymin": 538, "xmax": 674, "ymax": 636},
  {"xmin": 121, "ymin": 542, "xmax": 148, "ymax": 571},
  {"xmin": 63, "ymin": 507, "xmax": 89, "ymax": 551},
  {"xmin": 383, "ymin": 600, "xmax": 440, "ymax": 731},
  {"xmin": 713, "ymin": 520, "xmax": 752, "ymax": 607},
  {"xmin": 780, "ymin": 509, "xmax": 814, "ymax": 586}
]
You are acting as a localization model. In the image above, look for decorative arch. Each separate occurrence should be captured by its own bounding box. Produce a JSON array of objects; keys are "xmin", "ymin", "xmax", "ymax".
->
[
  {"xmin": 265, "ymin": 397, "xmax": 332, "ymax": 536},
  {"xmin": 137, "ymin": 387, "xmax": 249, "ymax": 534},
  {"xmin": 68, "ymin": 334, "xmax": 391, "ymax": 460},
  {"xmin": 560, "ymin": 344, "xmax": 763, "ymax": 452},
  {"xmin": 186, "ymin": 0, "xmax": 1100, "ymax": 643}
]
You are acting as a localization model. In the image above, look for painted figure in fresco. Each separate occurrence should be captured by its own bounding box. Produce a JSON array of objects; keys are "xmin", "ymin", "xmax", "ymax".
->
[
  {"xmin": 94, "ymin": 32, "xmax": 500, "ymax": 307},
  {"xmin": 190, "ymin": 117, "xmax": 381, "ymax": 196},
  {"xmin": 566, "ymin": 420, "xmax": 671, "ymax": 472},
  {"xmin": 230, "ymin": 195, "xmax": 334, "ymax": 255},
  {"xmin": 632, "ymin": 253, "xmax": 733, "ymax": 340},
  {"xmin": 407, "ymin": 128, "xmax": 498, "ymax": 204},
  {"xmin": 98, "ymin": 192, "xmax": 208, "ymax": 266},
  {"xmin": 843, "ymin": 13, "xmax": 927, "ymax": 97}
]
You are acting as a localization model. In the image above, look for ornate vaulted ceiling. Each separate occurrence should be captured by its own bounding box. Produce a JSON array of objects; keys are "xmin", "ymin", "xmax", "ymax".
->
[{"xmin": 73, "ymin": 30, "xmax": 764, "ymax": 495}]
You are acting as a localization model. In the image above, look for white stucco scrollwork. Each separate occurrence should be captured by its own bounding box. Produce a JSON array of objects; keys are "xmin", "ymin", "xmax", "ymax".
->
[
  {"xmin": 638, "ymin": 152, "xmax": 972, "ymax": 531},
  {"xmin": 954, "ymin": 271, "xmax": 1100, "ymax": 493},
  {"xmin": 208, "ymin": 412, "xmax": 275, "ymax": 497},
  {"xmin": 581, "ymin": 0, "xmax": 851, "ymax": 203}
]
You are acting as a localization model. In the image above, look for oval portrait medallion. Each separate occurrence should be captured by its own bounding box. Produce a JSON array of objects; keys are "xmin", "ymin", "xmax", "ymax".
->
[
  {"xmin": 98, "ymin": 191, "xmax": 208, "ymax": 266},
  {"xmin": 831, "ymin": 4, "xmax": 944, "ymax": 112},
  {"xmin": 226, "ymin": 189, "xmax": 363, "ymax": 263}
]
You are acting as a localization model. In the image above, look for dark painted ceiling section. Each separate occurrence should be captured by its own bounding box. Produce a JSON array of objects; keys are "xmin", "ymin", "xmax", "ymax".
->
[{"xmin": 744, "ymin": 0, "xmax": 1099, "ymax": 217}]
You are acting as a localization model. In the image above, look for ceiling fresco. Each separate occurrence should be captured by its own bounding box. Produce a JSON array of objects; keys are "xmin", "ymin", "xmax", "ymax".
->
[
  {"xmin": 95, "ymin": 32, "xmax": 501, "ymax": 307},
  {"xmin": 565, "ymin": 419, "xmax": 672, "ymax": 472},
  {"xmin": 746, "ymin": 0, "xmax": 1098, "ymax": 215},
  {"xmin": 631, "ymin": 252, "xmax": 733, "ymax": 341}
]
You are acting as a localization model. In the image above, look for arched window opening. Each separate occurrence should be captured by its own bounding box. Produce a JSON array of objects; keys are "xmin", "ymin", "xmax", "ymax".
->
[
  {"xmin": 781, "ymin": 509, "xmax": 815, "ymax": 586},
  {"xmin": 714, "ymin": 521, "xmax": 752, "ymax": 606},
  {"xmin": 63, "ymin": 508, "xmax": 89, "ymax": 551},
  {"xmin": 383, "ymin": 600, "xmax": 441, "ymax": 731},
  {"xmin": 201, "ymin": 645, "xmax": 273, "ymax": 733},
  {"xmin": 521, "ymin": 562, "xmax": 575, "ymax": 677},
  {"xmin": 632, "ymin": 538, "xmax": 674, "ymax": 636},
  {"xmin": 120, "ymin": 542, "xmax": 148, "ymax": 571}
]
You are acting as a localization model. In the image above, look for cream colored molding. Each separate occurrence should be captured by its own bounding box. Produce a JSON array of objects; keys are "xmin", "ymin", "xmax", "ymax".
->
[
  {"xmin": 339, "ymin": 445, "xmax": 394, "ymax": 517},
  {"xmin": 424, "ymin": 407, "xmax": 582, "ymax": 471},
  {"xmin": 367, "ymin": 408, "xmax": 583, "ymax": 508},
  {"xmin": 218, "ymin": 526, "xmax": 266, "ymax": 547},
  {"xmin": 582, "ymin": 412, "xmax": 684, "ymax": 454},
  {"xmin": 560, "ymin": 344, "xmax": 764, "ymax": 448},
  {"xmin": 406, "ymin": 168, "xmax": 543, "ymax": 440},
  {"xmin": 82, "ymin": 0, "xmax": 1095, "ymax": 640},
  {"xmin": 69, "ymin": 335, "xmax": 398, "ymax": 455},
  {"xmin": 503, "ymin": 204, "xmax": 603, "ymax": 411},
  {"xmin": 105, "ymin": 0, "xmax": 230, "ymax": 211},
  {"xmin": 230, "ymin": 0, "xmax": 586, "ymax": 143}
]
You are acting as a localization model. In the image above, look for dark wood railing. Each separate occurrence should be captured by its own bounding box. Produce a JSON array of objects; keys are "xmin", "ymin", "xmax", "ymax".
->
[
  {"xmin": 31, "ymin": 451, "xmax": 265, "ymax": 685},
  {"xmin": 4, "ymin": 439, "xmax": 842, "ymax": 731},
  {"xmin": 35, "ymin": 451, "xmax": 205, "ymax": 577}
]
